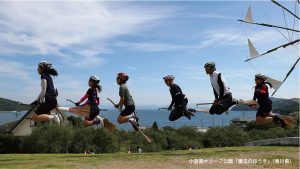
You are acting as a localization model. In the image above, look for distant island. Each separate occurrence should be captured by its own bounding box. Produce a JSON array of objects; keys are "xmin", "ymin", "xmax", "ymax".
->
[
  {"xmin": 0, "ymin": 97, "xmax": 31, "ymax": 111},
  {"xmin": 0, "ymin": 97, "xmax": 299, "ymax": 115},
  {"xmin": 232, "ymin": 97, "xmax": 299, "ymax": 115}
]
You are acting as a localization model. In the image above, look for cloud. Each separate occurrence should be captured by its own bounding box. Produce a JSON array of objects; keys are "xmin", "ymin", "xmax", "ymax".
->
[
  {"xmin": 193, "ymin": 14, "xmax": 235, "ymax": 20},
  {"xmin": 0, "ymin": 1, "xmax": 176, "ymax": 65},
  {"xmin": 127, "ymin": 66, "xmax": 138, "ymax": 70},
  {"xmin": 0, "ymin": 59, "xmax": 33, "ymax": 80},
  {"xmin": 115, "ymin": 41, "xmax": 191, "ymax": 52}
]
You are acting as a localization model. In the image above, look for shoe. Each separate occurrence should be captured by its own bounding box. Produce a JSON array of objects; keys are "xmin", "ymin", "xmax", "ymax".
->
[
  {"xmin": 57, "ymin": 112, "xmax": 64, "ymax": 123},
  {"xmin": 187, "ymin": 108, "xmax": 196, "ymax": 113},
  {"xmin": 184, "ymin": 110, "xmax": 194, "ymax": 120},
  {"xmin": 273, "ymin": 115, "xmax": 288, "ymax": 128},
  {"xmin": 95, "ymin": 116, "xmax": 104, "ymax": 126},
  {"xmin": 52, "ymin": 114, "xmax": 61, "ymax": 125},
  {"xmin": 129, "ymin": 118, "xmax": 139, "ymax": 131},
  {"xmin": 132, "ymin": 111, "xmax": 140, "ymax": 127}
]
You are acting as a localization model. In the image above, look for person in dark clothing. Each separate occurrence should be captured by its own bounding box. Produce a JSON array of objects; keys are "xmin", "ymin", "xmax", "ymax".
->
[
  {"xmin": 30, "ymin": 61, "xmax": 62, "ymax": 124},
  {"xmin": 74, "ymin": 76, "xmax": 105, "ymax": 127},
  {"xmin": 251, "ymin": 74, "xmax": 292, "ymax": 128},
  {"xmin": 163, "ymin": 75, "xmax": 194, "ymax": 121}
]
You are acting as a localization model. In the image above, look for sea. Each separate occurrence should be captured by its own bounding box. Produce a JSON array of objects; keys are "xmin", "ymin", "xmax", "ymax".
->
[{"xmin": 0, "ymin": 109, "xmax": 256, "ymax": 130}]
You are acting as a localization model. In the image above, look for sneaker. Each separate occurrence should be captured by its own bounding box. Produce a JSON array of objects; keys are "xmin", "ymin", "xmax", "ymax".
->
[
  {"xmin": 225, "ymin": 104, "xmax": 236, "ymax": 115},
  {"xmin": 183, "ymin": 110, "xmax": 194, "ymax": 120},
  {"xmin": 187, "ymin": 108, "xmax": 196, "ymax": 113},
  {"xmin": 129, "ymin": 118, "xmax": 139, "ymax": 131},
  {"xmin": 95, "ymin": 116, "xmax": 104, "ymax": 126},
  {"xmin": 57, "ymin": 112, "xmax": 64, "ymax": 123},
  {"xmin": 273, "ymin": 115, "xmax": 287, "ymax": 128},
  {"xmin": 52, "ymin": 114, "xmax": 61, "ymax": 125},
  {"xmin": 132, "ymin": 111, "xmax": 140, "ymax": 127}
]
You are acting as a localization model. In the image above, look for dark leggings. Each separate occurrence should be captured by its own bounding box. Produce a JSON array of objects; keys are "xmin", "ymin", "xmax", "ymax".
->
[
  {"xmin": 169, "ymin": 98, "xmax": 188, "ymax": 121},
  {"xmin": 209, "ymin": 94, "xmax": 235, "ymax": 115}
]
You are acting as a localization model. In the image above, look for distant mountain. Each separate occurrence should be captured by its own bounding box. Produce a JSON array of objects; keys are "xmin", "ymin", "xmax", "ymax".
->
[
  {"xmin": 271, "ymin": 98, "xmax": 299, "ymax": 115},
  {"xmin": 232, "ymin": 104, "xmax": 253, "ymax": 111},
  {"xmin": 291, "ymin": 98, "xmax": 300, "ymax": 104},
  {"xmin": 232, "ymin": 97, "xmax": 299, "ymax": 115},
  {"xmin": 0, "ymin": 98, "xmax": 30, "ymax": 111}
]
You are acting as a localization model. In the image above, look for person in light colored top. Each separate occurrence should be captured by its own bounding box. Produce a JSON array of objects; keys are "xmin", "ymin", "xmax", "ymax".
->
[
  {"xmin": 30, "ymin": 61, "xmax": 62, "ymax": 124},
  {"xmin": 190, "ymin": 62, "xmax": 238, "ymax": 115}
]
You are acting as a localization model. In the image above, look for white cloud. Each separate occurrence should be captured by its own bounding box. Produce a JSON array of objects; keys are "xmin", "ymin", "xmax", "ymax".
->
[
  {"xmin": 0, "ymin": 59, "xmax": 33, "ymax": 80},
  {"xmin": 193, "ymin": 14, "xmax": 235, "ymax": 20},
  {"xmin": 115, "ymin": 41, "xmax": 191, "ymax": 52},
  {"xmin": 0, "ymin": 1, "xmax": 176, "ymax": 65},
  {"xmin": 127, "ymin": 66, "xmax": 138, "ymax": 70}
]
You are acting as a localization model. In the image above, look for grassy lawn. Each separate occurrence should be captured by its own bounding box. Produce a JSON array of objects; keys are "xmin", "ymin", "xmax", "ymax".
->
[{"xmin": 0, "ymin": 146, "xmax": 298, "ymax": 169}]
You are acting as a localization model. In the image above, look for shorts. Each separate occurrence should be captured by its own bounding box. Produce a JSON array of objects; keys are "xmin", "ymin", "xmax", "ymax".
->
[
  {"xmin": 209, "ymin": 94, "xmax": 235, "ymax": 115},
  {"xmin": 35, "ymin": 97, "xmax": 57, "ymax": 115},
  {"xmin": 120, "ymin": 105, "xmax": 135, "ymax": 116},
  {"xmin": 85, "ymin": 105, "xmax": 100, "ymax": 120}
]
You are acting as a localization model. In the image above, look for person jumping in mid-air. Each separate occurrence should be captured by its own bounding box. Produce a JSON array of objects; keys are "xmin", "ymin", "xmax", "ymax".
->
[
  {"xmin": 114, "ymin": 72, "xmax": 139, "ymax": 131},
  {"xmin": 163, "ymin": 75, "xmax": 194, "ymax": 121},
  {"xmin": 30, "ymin": 61, "xmax": 62, "ymax": 124},
  {"xmin": 244, "ymin": 74, "xmax": 293, "ymax": 128},
  {"xmin": 190, "ymin": 62, "xmax": 238, "ymax": 115},
  {"xmin": 58, "ymin": 76, "xmax": 106, "ymax": 127}
]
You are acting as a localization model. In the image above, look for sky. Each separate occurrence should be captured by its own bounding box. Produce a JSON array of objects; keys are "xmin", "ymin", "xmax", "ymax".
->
[{"xmin": 0, "ymin": 1, "xmax": 299, "ymax": 108}]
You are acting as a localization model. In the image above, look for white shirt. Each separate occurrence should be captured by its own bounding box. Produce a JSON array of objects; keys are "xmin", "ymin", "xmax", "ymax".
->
[{"xmin": 210, "ymin": 71, "xmax": 231, "ymax": 97}]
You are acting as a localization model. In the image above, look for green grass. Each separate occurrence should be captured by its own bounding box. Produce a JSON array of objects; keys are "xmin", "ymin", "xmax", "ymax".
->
[{"xmin": 0, "ymin": 146, "xmax": 298, "ymax": 168}]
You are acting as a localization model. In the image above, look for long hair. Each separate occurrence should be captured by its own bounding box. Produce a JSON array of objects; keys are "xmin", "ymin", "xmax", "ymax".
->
[
  {"xmin": 41, "ymin": 67, "xmax": 58, "ymax": 76},
  {"xmin": 47, "ymin": 68, "xmax": 58, "ymax": 76},
  {"xmin": 96, "ymin": 85, "xmax": 102, "ymax": 93},
  {"xmin": 264, "ymin": 81, "xmax": 272, "ymax": 88}
]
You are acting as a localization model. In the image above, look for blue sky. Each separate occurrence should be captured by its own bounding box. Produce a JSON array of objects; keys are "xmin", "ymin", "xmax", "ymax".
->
[{"xmin": 0, "ymin": 1, "xmax": 299, "ymax": 107}]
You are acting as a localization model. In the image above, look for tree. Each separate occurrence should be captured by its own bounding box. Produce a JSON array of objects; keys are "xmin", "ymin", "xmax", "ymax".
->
[
  {"xmin": 0, "ymin": 133, "xmax": 19, "ymax": 153},
  {"xmin": 21, "ymin": 125, "xmax": 73, "ymax": 153},
  {"xmin": 69, "ymin": 127, "xmax": 95, "ymax": 153},
  {"xmin": 92, "ymin": 128, "xmax": 119, "ymax": 153},
  {"xmin": 152, "ymin": 121, "xmax": 159, "ymax": 131}
]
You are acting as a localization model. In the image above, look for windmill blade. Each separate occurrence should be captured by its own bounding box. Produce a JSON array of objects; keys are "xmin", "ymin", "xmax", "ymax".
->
[
  {"xmin": 245, "ymin": 39, "xmax": 300, "ymax": 62},
  {"xmin": 271, "ymin": 0, "xmax": 300, "ymax": 20},
  {"xmin": 259, "ymin": 39, "xmax": 300, "ymax": 57},
  {"xmin": 245, "ymin": 39, "xmax": 260, "ymax": 61},
  {"xmin": 238, "ymin": 20, "xmax": 300, "ymax": 33},
  {"xmin": 271, "ymin": 57, "xmax": 300, "ymax": 96}
]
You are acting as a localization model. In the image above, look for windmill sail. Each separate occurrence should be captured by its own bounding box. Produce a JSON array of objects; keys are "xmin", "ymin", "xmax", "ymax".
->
[
  {"xmin": 246, "ymin": 39, "xmax": 260, "ymax": 61},
  {"xmin": 265, "ymin": 76, "xmax": 283, "ymax": 93},
  {"xmin": 240, "ymin": 2, "xmax": 299, "ymax": 96},
  {"xmin": 245, "ymin": 6, "xmax": 253, "ymax": 23},
  {"xmin": 246, "ymin": 38, "xmax": 300, "ymax": 62},
  {"xmin": 238, "ymin": 6, "xmax": 300, "ymax": 33}
]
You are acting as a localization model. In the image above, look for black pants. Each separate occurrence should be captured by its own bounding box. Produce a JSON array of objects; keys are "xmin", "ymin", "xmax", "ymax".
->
[
  {"xmin": 169, "ymin": 98, "xmax": 188, "ymax": 121},
  {"xmin": 209, "ymin": 94, "xmax": 236, "ymax": 115},
  {"xmin": 256, "ymin": 101, "xmax": 272, "ymax": 118}
]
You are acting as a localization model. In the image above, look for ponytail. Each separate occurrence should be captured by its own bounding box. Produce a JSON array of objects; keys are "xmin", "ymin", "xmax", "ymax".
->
[
  {"xmin": 264, "ymin": 81, "xmax": 272, "ymax": 88},
  {"xmin": 96, "ymin": 85, "xmax": 102, "ymax": 92},
  {"xmin": 47, "ymin": 68, "xmax": 58, "ymax": 76}
]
